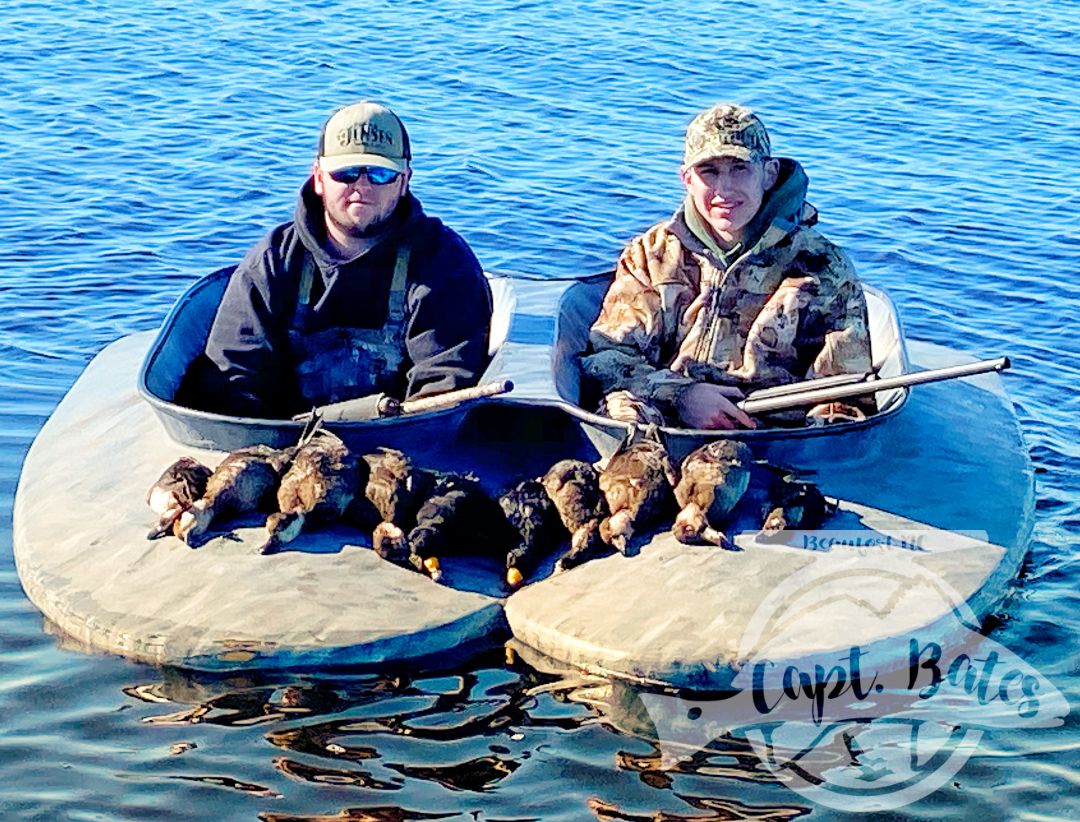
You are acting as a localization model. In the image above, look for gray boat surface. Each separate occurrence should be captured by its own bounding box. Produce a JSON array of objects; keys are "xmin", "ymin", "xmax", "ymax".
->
[
  {"xmin": 13, "ymin": 331, "xmax": 509, "ymax": 671},
  {"xmin": 140, "ymin": 270, "xmax": 908, "ymax": 465},
  {"xmin": 13, "ymin": 274, "xmax": 1033, "ymax": 683},
  {"xmin": 506, "ymin": 337, "xmax": 1034, "ymax": 689}
]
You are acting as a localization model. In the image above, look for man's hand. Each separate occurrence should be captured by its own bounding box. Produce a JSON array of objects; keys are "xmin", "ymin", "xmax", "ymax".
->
[{"xmin": 676, "ymin": 383, "xmax": 757, "ymax": 430}]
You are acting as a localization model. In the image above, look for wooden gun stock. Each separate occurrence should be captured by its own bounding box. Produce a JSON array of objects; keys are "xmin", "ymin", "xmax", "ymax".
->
[{"xmin": 293, "ymin": 380, "xmax": 514, "ymax": 423}]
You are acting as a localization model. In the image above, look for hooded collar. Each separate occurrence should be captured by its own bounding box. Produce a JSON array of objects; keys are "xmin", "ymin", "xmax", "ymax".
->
[
  {"xmin": 293, "ymin": 178, "xmax": 423, "ymax": 269},
  {"xmin": 676, "ymin": 158, "xmax": 813, "ymax": 265}
]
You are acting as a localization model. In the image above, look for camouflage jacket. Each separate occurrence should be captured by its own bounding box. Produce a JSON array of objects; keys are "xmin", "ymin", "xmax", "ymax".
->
[{"xmin": 583, "ymin": 160, "xmax": 872, "ymax": 415}]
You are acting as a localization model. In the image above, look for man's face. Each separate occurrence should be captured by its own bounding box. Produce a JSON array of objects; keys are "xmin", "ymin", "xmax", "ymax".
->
[
  {"xmin": 682, "ymin": 155, "xmax": 778, "ymax": 248},
  {"xmin": 313, "ymin": 161, "xmax": 411, "ymax": 241}
]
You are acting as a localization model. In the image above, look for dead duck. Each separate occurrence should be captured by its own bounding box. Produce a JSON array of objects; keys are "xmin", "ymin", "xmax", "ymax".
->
[
  {"xmin": 361, "ymin": 447, "xmax": 429, "ymax": 565},
  {"xmin": 597, "ymin": 437, "xmax": 678, "ymax": 555},
  {"xmin": 175, "ymin": 444, "xmax": 290, "ymax": 547},
  {"xmin": 498, "ymin": 477, "xmax": 567, "ymax": 588},
  {"xmin": 542, "ymin": 458, "xmax": 611, "ymax": 573},
  {"xmin": 146, "ymin": 456, "xmax": 213, "ymax": 539},
  {"xmin": 672, "ymin": 440, "xmax": 754, "ymax": 549},
  {"xmin": 258, "ymin": 431, "xmax": 362, "ymax": 555},
  {"xmin": 758, "ymin": 475, "xmax": 835, "ymax": 541},
  {"xmin": 404, "ymin": 472, "xmax": 510, "ymax": 583}
]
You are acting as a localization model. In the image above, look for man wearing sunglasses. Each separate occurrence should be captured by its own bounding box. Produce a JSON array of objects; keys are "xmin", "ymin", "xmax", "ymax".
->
[
  {"xmin": 582, "ymin": 103, "xmax": 873, "ymax": 430},
  {"xmin": 190, "ymin": 101, "xmax": 492, "ymax": 418}
]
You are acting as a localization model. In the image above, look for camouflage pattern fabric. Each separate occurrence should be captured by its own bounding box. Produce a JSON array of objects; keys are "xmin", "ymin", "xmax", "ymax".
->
[
  {"xmin": 583, "ymin": 199, "xmax": 872, "ymax": 425},
  {"xmin": 596, "ymin": 389, "xmax": 668, "ymax": 426},
  {"xmin": 683, "ymin": 103, "xmax": 771, "ymax": 166}
]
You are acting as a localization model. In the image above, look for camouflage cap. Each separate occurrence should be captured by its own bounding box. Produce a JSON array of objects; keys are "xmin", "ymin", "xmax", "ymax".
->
[
  {"xmin": 683, "ymin": 103, "xmax": 771, "ymax": 167},
  {"xmin": 318, "ymin": 101, "xmax": 411, "ymax": 173}
]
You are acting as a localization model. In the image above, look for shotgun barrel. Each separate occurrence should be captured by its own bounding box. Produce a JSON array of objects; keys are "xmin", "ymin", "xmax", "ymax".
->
[{"xmin": 738, "ymin": 357, "xmax": 1010, "ymax": 416}]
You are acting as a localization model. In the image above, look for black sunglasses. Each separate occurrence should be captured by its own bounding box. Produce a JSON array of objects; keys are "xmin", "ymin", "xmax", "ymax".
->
[{"xmin": 326, "ymin": 165, "xmax": 402, "ymax": 186}]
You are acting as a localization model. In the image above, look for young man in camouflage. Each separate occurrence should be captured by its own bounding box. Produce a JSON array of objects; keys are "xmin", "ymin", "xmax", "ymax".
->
[{"xmin": 583, "ymin": 103, "xmax": 872, "ymax": 430}]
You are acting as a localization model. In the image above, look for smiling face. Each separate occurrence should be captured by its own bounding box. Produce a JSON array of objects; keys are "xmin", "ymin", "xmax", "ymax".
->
[
  {"xmin": 682, "ymin": 155, "xmax": 778, "ymax": 250},
  {"xmin": 313, "ymin": 159, "xmax": 411, "ymax": 254}
]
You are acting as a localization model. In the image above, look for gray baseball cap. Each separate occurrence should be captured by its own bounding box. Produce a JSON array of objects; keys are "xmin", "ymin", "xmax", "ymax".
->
[
  {"xmin": 318, "ymin": 101, "xmax": 411, "ymax": 173},
  {"xmin": 684, "ymin": 103, "xmax": 771, "ymax": 167}
]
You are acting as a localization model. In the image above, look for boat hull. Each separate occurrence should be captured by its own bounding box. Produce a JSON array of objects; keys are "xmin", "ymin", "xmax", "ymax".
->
[
  {"xmin": 505, "ymin": 338, "xmax": 1035, "ymax": 689},
  {"xmin": 138, "ymin": 267, "xmax": 519, "ymax": 453},
  {"xmin": 13, "ymin": 276, "xmax": 1033, "ymax": 685},
  {"xmin": 14, "ymin": 333, "xmax": 507, "ymax": 671}
]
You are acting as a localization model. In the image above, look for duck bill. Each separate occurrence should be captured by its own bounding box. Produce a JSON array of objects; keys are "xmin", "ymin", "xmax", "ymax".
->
[
  {"xmin": 147, "ymin": 521, "xmax": 175, "ymax": 541},
  {"xmin": 146, "ymin": 507, "xmax": 183, "ymax": 540}
]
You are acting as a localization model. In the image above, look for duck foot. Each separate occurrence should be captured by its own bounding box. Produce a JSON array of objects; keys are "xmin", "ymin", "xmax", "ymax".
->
[
  {"xmin": 407, "ymin": 553, "xmax": 443, "ymax": 583},
  {"xmin": 506, "ymin": 566, "xmax": 525, "ymax": 588}
]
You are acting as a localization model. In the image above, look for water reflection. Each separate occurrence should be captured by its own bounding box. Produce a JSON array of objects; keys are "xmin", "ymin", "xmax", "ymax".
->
[
  {"xmin": 124, "ymin": 665, "xmax": 408, "ymax": 726},
  {"xmin": 119, "ymin": 644, "xmax": 813, "ymax": 819},
  {"xmin": 274, "ymin": 756, "xmax": 403, "ymax": 791},
  {"xmin": 267, "ymin": 724, "xmax": 379, "ymax": 762},
  {"xmin": 259, "ymin": 809, "xmax": 456, "ymax": 821},
  {"xmin": 384, "ymin": 755, "xmax": 520, "ymax": 792},
  {"xmin": 587, "ymin": 795, "xmax": 808, "ymax": 821},
  {"xmin": 172, "ymin": 773, "xmax": 282, "ymax": 798}
]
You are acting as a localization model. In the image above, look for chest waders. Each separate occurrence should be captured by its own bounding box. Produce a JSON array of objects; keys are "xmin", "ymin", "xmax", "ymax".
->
[{"xmin": 286, "ymin": 243, "xmax": 411, "ymax": 408}]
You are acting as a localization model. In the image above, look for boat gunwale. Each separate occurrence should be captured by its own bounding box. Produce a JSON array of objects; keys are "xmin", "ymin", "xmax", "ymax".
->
[
  {"xmin": 138, "ymin": 268, "xmax": 912, "ymax": 451},
  {"xmin": 547, "ymin": 274, "xmax": 913, "ymax": 446},
  {"xmin": 136, "ymin": 268, "xmax": 516, "ymax": 448}
]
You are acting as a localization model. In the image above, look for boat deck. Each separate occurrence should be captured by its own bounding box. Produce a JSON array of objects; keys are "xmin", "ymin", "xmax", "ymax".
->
[{"xmin": 13, "ymin": 320, "xmax": 1033, "ymax": 685}]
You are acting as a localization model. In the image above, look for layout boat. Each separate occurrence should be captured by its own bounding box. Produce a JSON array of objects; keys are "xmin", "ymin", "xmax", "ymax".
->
[
  {"xmin": 498, "ymin": 278, "xmax": 1032, "ymax": 688},
  {"xmin": 138, "ymin": 270, "xmax": 909, "ymax": 464},
  {"xmin": 12, "ymin": 271, "xmax": 1033, "ymax": 685},
  {"xmin": 529, "ymin": 273, "xmax": 911, "ymax": 463},
  {"xmin": 139, "ymin": 267, "xmax": 519, "ymax": 453}
]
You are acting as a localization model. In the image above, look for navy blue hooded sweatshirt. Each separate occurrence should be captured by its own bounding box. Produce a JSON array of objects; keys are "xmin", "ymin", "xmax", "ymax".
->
[{"xmin": 192, "ymin": 180, "xmax": 492, "ymax": 418}]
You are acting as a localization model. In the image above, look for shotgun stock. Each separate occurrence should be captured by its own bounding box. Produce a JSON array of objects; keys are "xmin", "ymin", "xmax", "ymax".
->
[{"xmin": 292, "ymin": 379, "xmax": 514, "ymax": 422}]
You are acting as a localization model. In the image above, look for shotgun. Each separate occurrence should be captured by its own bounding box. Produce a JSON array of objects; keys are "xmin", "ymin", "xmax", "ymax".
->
[
  {"xmin": 738, "ymin": 357, "xmax": 1010, "ymax": 416},
  {"xmin": 292, "ymin": 379, "xmax": 515, "ymax": 422}
]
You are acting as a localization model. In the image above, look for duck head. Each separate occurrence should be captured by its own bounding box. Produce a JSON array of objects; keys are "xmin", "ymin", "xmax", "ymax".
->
[
  {"xmin": 259, "ymin": 511, "xmax": 306, "ymax": 555},
  {"xmin": 599, "ymin": 509, "xmax": 633, "ymax": 555},
  {"xmin": 372, "ymin": 521, "xmax": 409, "ymax": 563},
  {"xmin": 673, "ymin": 501, "xmax": 736, "ymax": 549},
  {"xmin": 175, "ymin": 499, "xmax": 215, "ymax": 547}
]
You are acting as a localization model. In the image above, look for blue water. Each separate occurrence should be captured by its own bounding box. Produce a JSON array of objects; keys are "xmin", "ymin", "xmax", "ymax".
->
[{"xmin": 1, "ymin": 0, "xmax": 1078, "ymax": 819}]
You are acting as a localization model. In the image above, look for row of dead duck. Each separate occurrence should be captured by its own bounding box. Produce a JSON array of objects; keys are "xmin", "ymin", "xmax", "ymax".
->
[{"xmin": 147, "ymin": 419, "xmax": 833, "ymax": 590}]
